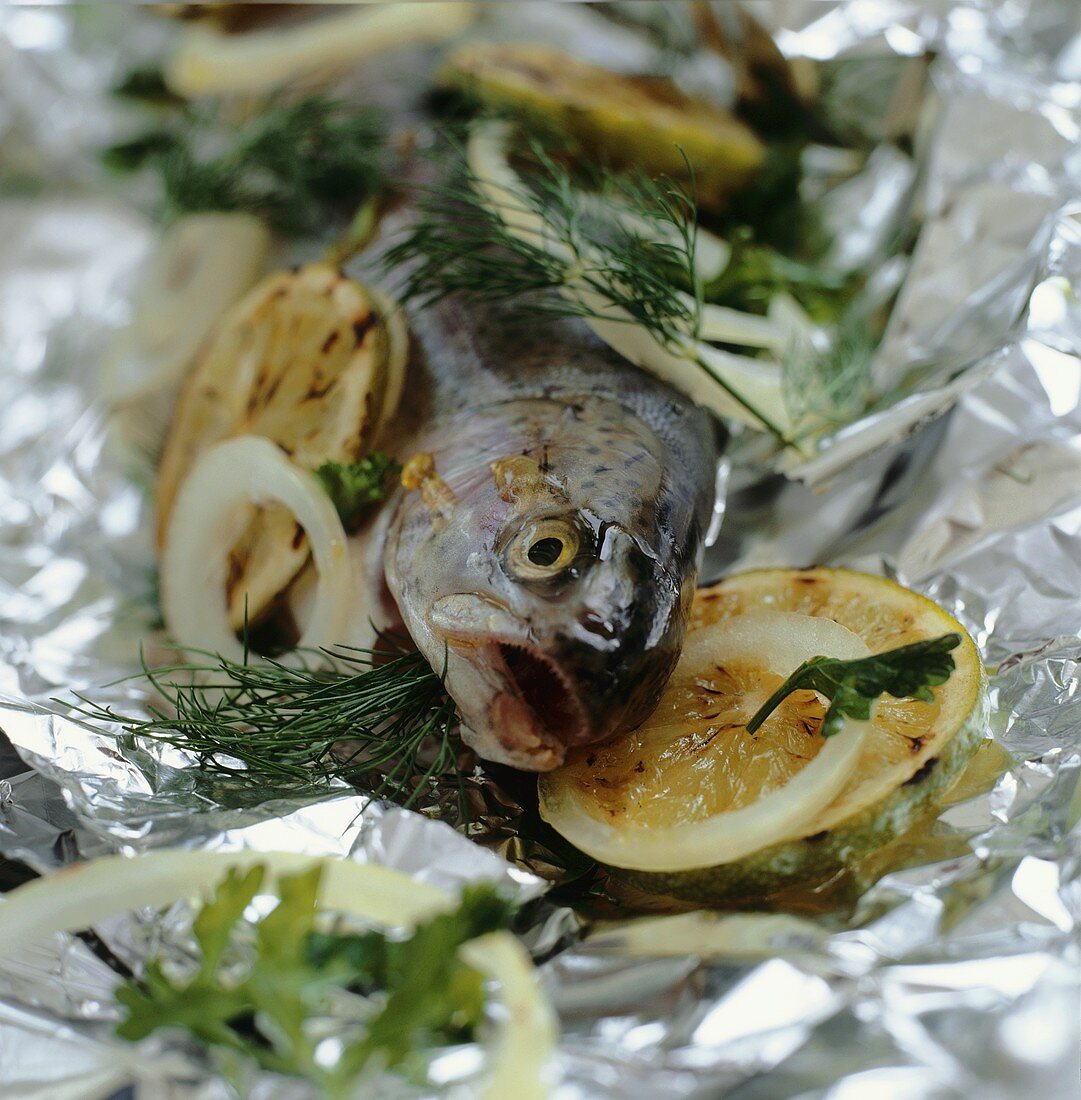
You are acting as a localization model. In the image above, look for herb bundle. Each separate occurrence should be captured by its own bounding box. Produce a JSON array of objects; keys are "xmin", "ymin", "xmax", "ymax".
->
[
  {"xmin": 387, "ymin": 133, "xmax": 703, "ymax": 349},
  {"xmin": 69, "ymin": 639, "xmax": 466, "ymax": 817},
  {"xmin": 385, "ymin": 123, "xmax": 873, "ymax": 445},
  {"xmin": 104, "ymin": 78, "xmax": 386, "ymax": 234},
  {"xmin": 117, "ymin": 864, "xmax": 514, "ymax": 1094}
]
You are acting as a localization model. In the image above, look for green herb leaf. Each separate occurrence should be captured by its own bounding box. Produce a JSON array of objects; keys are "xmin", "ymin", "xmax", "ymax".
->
[
  {"xmin": 703, "ymin": 228, "xmax": 850, "ymax": 321},
  {"xmin": 101, "ymin": 131, "xmax": 181, "ymax": 174},
  {"xmin": 111, "ymin": 65, "xmax": 187, "ymax": 108},
  {"xmin": 313, "ymin": 454, "xmax": 401, "ymax": 529},
  {"xmin": 782, "ymin": 313, "xmax": 876, "ymax": 436},
  {"xmin": 194, "ymin": 863, "xmax": 266, "ymax": 973},
  {"xmin": 335, "ymin": 883, "xmax": 516, "ymax": 1074},
  {"xmin": 745, "ymin": 633, "xmax": 961, "ymax": 738},
  {"xmin": 116, "ymin": 864, "xmax": 265, "ymax": 1047},
  {"xmin": 115, "ymin": 867, "xmax": 515, "ymax": 1092},
  {"xmin": 102, "ymin": 96, "xmax": 385, "ymax": 235},
  {"xmin": 67, "ymin": 638, "xmax": 466, "ymax": 822}
]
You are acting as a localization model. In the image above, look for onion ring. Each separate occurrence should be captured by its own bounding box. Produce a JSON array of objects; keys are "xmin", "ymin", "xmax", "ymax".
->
[{"xmin": 160, "ymin": 435, "xmax": 352, "ymax": 662}]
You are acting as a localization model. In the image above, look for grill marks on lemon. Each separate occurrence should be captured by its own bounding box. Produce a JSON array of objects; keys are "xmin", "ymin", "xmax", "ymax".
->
[
  {"xmin": 156, "ymin": 264, "xmax": 394, "ymax": 632},
  {"xmin": 540, "ymin": 568, "xmax": 987, "ymax": 902},
  {"xmin": 576, "ymin": 665, "xmax": 830, "ymax": 830}
]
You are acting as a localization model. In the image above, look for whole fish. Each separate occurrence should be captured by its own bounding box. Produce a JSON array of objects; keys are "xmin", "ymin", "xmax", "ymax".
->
[{"xmin": 379, "ymin": 299, "xmax": 720, "ymax": 771}]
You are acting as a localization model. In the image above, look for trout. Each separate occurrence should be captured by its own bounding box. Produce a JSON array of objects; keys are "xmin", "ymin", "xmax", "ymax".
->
[{"xmin": 381, "ymin": 300, "xmax": 720, "ymax": 771}]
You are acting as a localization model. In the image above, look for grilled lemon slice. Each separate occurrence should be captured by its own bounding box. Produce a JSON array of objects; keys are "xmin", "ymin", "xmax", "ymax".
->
[
  {"xmin": 157, "ymin": 263, "xmax": 392, "ymax": 631},
  {"xmin": 539, "ymin": 568, "xmax": 987, "ymax": 903},
  {"xmin": 439, "ymin": 41, "xmax": 764, "ymax": 206}
]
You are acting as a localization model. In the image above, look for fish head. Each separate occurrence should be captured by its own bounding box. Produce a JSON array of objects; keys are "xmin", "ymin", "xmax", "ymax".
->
[{"xmin": 387, "ymin": 397, "xmax": 709, "ymax": 771}]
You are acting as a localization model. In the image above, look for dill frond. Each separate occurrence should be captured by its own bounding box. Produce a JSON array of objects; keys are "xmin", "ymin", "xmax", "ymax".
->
[
  {"xmin": 103, "ymin": 95, "xmax": 386, "ymax": 235},
  {"xmin": 66, "ymin": 638, "xmax": 468, "ymax": 822},
  {"xmin": 385, "ymin": 129, "xmax": 702, "ymax": 348},
  {"xmin": 384, "ymin": 126, "xmax": 800, "ymax": 443},
  {"xmin": 783, "ymin": 314, "xmax": 876, "ymax": 438}
]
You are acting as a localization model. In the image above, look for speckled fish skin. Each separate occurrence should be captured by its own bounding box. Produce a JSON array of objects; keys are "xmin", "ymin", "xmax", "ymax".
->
[{"xmin": 383, "ymin": 299, "xmax": 719, "ymax": 771}]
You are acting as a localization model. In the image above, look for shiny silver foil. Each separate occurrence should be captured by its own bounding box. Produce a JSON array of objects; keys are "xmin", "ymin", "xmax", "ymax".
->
[{"xmin": 1, "ymin": 3, "xmax": 1079, "ymax": 1098}]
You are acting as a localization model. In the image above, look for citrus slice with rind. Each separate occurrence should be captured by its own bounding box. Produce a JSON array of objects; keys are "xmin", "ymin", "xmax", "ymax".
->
[
  {"xmin": 156, "ymin": 263, "xmax": 391, "ymax": 631},
  {"xmin": 540, "ymin": 611, "xmax": 874, "ymax": 872},
  {"xmin": 540, "ymin": 567, "xmax": 987, "ymax": 902},
  {"xmin": 0, "ymin": 850, "xmax": 556, "ymax": 1099}
]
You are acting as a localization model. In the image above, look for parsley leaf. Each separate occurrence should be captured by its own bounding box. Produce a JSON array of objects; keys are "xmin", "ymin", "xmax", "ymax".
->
[
  {"xmin": 324, "ymin": 883, "xmax": 516, "ymax": 1075},
  {"xmin": 115, "ymin": 866, "xmax": 515, "ymax": 1092},
  {"xmin": 746, "ymin": 633, "xmax": 961, "ymax": 738},
  {"xmin": 116, "ymin": 864, "xmax": 264, "ymax": 1049},
  {"xmin": 313, "ymin": 454, "xmax": 401, "ymax": 529}
]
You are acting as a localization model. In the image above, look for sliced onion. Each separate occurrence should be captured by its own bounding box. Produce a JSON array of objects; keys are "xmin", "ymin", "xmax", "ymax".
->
[
  {"xmin": 0, "ymin": 851, "xmax": 451, "ymax": 960},
  {"xmin": 285, "ymin": 537, "xmax": 379, "ymax": 653},
  {"xmin": 103, "ymin": 213, "xmax": 269, "ymax": 404},
  {"xmin": 576, "ymin": 298, "xmax": 788, "ymax": 433},
  {"xmin": 368, "ymin": 286, "xmax": 410, "ymax": 442},
  {"xmin": 0, "ymin": 851, "xmax": 557, "ymax": 1099},
  {"xmin": 462, "ymin": 933, "xmax": 559, "ymax": 1100},
  {"xmin": 160, "ymin": 435, "xmax": 352, "ymax": 663},
  {"xmin": 699, "ymin": 303, "xmax": 787, "ymax": 350},
  {"xmin": 540, "ymin": 611, "xmax": 872, "ymax": 872},
  {"xmin": 676, "ymin": 609, "xmax": 868, "ymax": 683},
  {"xmin": 167, "ymin": 2, "xmax": 478, "ymax": 97}
]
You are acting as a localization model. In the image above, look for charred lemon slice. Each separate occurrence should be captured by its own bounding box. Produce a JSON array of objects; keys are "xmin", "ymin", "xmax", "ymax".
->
[
  {"xmin": 439, "ymin": 41, "xmax": 764, "ymax": 206},
  {"xmin": 539, "ymin": 568, "xmax": 987, "ymax": 902},
  {"xmin": 156, "ymin": 263, "xmax": 395, "ymax": 631}
]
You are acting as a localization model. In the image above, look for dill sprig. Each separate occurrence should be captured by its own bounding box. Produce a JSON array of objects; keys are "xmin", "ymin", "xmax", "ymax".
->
[
  {"xmin": 386, "ymin": 133, "xmax": 702, "ymax": 348},
  {"xmin": 103, "ymin": 94, "xmax": 386, "ymax": 235},
  {"xmin": 384, "ymin": 127, "xmax": 793, "ymax": 442},
  {"xmin": 783, "ymin": 313, "xmax": 876, "ymax": 438},
  {"xmin": 66, "ymin": 639, "xmax": 467, "ymax": 820}
]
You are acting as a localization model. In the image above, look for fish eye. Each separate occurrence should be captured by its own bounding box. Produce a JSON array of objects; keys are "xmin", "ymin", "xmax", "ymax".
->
[
  {"xmin": 504, "ymin": 517, "xmax": 586, "ymax": 582},
  {"xmin": 528, "ymin": 536, "xmax": 565, "ymax": 566}
]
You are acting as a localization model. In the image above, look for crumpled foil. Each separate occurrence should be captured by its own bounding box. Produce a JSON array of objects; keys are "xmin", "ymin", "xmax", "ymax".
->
[{"xmin": 1, "ymin": 3, "xmax": 1080, "ymax": 1098}]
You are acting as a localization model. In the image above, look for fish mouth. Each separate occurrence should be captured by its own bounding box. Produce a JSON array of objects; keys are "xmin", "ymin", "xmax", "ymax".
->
[
  {"xmin": 427, "ymin": 594, "xmax": 589, "ymax": 768},
  {"xmin": 494, "ymin": 640, "xmax": 588, "ymax": 750},
  {"xmin": 447, "ymin": 631, "xmax": 589, "ymax": 769}
]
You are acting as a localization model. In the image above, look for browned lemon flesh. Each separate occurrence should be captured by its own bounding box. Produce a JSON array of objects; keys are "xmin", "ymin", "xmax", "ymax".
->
[
  {"xmin": 156, "ymin": 263, "xmax": 388, "ymax": 631},
  {"xmin": 540, "ymin": 611, "xmax": 874, "ymax": 870},
  {"xmin": 572, "ymin": 665, "xmax": 830, "ymax": 830},
  {"xmin": 688, "ymin": 567, "xmax": 982, "ymax": 834}
]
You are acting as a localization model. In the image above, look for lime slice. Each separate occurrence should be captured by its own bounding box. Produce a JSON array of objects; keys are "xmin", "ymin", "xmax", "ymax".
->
[{"xmin": 540, "ymin": 567, "xmax": 987, "ymax": 902}]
